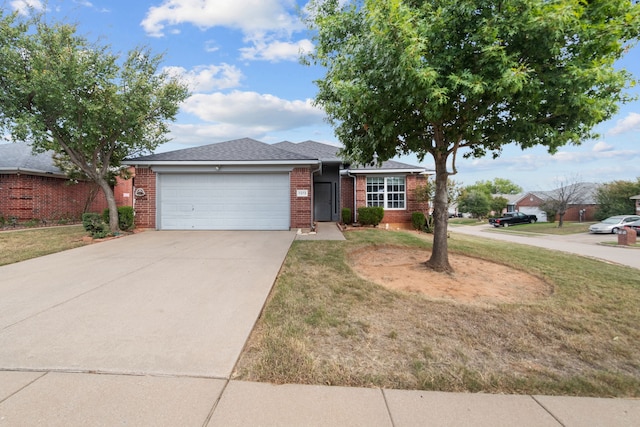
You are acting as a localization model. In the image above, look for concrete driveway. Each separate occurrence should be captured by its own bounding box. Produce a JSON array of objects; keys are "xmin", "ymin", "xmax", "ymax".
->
[{"xmin": 0, "ymin": 230, "xmax": 294, "ymax": 425}]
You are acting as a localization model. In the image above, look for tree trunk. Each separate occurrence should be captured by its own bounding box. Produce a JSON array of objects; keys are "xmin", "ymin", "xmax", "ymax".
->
[
  {"xmin": 95, "ymin": 177, "xmax": 119, "ymax": 233},
  {"xmin": 425, "ymin": 152, "xmax": 452, "ymax": 272},
  {"xmin": 558, "ymin": 212, "xmax": 565, "ymax": 228}
]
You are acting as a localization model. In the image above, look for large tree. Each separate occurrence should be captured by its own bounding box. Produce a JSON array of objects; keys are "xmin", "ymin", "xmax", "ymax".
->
[
  {"xmin": 307, "ymin": 0, "xmax": 639, "ymax": 271},
  {"xmin": 0, "ymin": 12, "xmax": 189, "ymax": 232}
]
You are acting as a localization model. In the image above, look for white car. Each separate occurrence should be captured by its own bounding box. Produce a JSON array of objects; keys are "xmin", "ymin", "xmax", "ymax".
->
[{"xmin": 588, "ymin": 215, "xmax": 640, "ymax": 234}]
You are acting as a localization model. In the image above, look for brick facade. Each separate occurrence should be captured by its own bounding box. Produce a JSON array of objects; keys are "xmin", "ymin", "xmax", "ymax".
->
[
  {"xmin": 340, "ymin": 176, "xmax": 354, "ymax": 222},
  {"xmin": 290, "ymin": 167, "xmax": 313, "ymax": 229},
  {"xmin": 129, "ymin": 167, "xmax": 315, "ymax": 230},
  {"xmin": 0, "ymin": 173, "xmax": 108, "ymax": 222},
  {"xmin": 343, "ymin": 174, "xmax": 428, "ymax": 226},
  {"xmin": 130, "ymin": 167, "xmax": 157, "ymax": 229},
  {"xmin": 517, "ymin": 193, "xmax": 597, "ymax": 222}
]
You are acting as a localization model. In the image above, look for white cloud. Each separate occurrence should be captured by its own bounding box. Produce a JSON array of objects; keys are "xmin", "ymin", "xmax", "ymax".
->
[
  {"xmin": 240, "ymin": 37, "xmax": 314, "ymax": 62},
  {"xmin": 181, "ymin": 91, "xmax": 326, "ymax": 131},
  {"xmin": 204, "ymin": 40, "xmax": 219, "ymax": 53},
  {"xmin": 11, "ymin": 0, "xmax": 44, "ymax": 14},
  {"xmin": 141, "ymin": 0, "xmax": 302, "ymax": 38},
  {"xmin": 593, "ymin": 141, "xmax": 614, "ymax": 152},
  {"xmin": 163, "ymin": 64, "xmax": 243, "ymax": 92},
  {"xmin": 608, "ymin": 112, "xmax": 640, "ymax": 135},
  {"xmin": 167, "ymin": 123, "xmax": 271, "ymax": 145}
]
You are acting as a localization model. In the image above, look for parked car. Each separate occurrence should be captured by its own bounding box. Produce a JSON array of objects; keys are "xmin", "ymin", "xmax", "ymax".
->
[
  {"xmin": 489, "ymin": 212, "xmax": 537, "ymax": 227},
  {"xmin": 626, "ymin": 219, "xmax": 640, "ymax": 236},
  {"xmin": 588, "ymin": 215, "xmax": 640, "ymax": 234}
]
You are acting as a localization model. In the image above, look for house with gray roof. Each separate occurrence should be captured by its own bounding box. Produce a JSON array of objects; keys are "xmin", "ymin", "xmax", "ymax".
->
[
  {"xmin": 0, "ymin": 142, "xmax": 109, "ymax": 223},
  {"xmin": 504, "ymin": 182, "xmax": 601, "ymax": 222},
  {"xmin": 124, "ymin": 138, "xmax": 431, "ymax": 230}
]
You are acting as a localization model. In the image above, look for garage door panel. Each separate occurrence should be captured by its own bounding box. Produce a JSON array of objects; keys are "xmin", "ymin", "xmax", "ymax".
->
[{"xmin": 158, "ymin": 173, "xmax": 290, "ymax": 230}]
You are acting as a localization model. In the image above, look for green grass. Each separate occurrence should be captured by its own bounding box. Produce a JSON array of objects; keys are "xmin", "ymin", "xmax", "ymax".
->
[
  {"xmin": 489, "ymin": 221, "xmax": 594, "ymax": 235},
  {"xmin": 0, "ymin": 225, "xmax": 89, "ymax": 266},
  {"xmin": 448, "ymin": 218, "xmax": 486, "ymax": 226},
  {"xmin": 235, "ymin": 228, "xmax": 640, "ymax": 397}
]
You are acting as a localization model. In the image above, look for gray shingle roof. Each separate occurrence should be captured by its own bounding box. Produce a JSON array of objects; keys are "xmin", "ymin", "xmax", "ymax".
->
[
  {"xmin": 536, "ymin": 182, "xmax": 601, "ymax": 205},
  {"xmin": 274, "ymin": 140, "xmax": 427, "ymax": 171},
  {"xmin": 126, "ymin": 137, "xmax": 429, "ymax": 172},
  {"xmin": 0, "ymin": 142, "xmax": 64, "ymax": 176},
  {"xmin": 128, "ymin": 138, "xmax": 317, "ymax": 162},
  {"xmin": 273, "ymin": 140, "xmax": 343, "ymax": 162}
]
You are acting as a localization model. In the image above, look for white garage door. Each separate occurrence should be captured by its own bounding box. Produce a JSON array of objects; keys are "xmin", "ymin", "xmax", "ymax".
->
[
  {"xmin": 519, "ymin": 207, "xmax": 547, "ymax": 222},
  {"xmin": 158, "ymin": 173, "xmax": 290, "ymax": 230}
]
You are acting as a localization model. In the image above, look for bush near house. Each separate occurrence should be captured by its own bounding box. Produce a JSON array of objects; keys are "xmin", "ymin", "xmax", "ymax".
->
[
  {"xmin": 341, "ymin": 208, "xmax": 352, "ymax": 224},
  {"xmin": 82, "ymin": 213, "xmax": 109, "ymax": 238},
  {"xmin": 102, "ymin": 206, "xmax": 135, "ymax": 231},
  {"xmin": 357, "ymin": 206, "xmax": 384, "ymax": 226},
  {"xmin": 411, "ymin": 212, "xmax": 426, "ymax": 230}
]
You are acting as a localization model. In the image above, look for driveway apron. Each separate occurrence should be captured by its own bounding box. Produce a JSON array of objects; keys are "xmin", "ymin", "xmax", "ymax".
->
[{"xmin": 0, "ymin": 230, "xmax": 295, "ymax": 379}]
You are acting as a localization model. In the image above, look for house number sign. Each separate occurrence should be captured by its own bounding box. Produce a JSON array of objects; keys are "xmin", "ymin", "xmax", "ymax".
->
[{"xmin": 296, "ymin": 189, "xmax": 309, "ymax": 197}]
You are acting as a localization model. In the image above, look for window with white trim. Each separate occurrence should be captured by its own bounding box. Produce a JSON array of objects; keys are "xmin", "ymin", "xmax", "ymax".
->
[{"xmin": 366, "ymin": 176, "xmax": 406, "ymax": 209}]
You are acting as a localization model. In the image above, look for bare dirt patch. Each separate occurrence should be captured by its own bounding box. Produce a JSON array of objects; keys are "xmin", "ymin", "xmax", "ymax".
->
[{"xmin": 349, "ymin": 245, "xmax": 553, "ymax": 305}]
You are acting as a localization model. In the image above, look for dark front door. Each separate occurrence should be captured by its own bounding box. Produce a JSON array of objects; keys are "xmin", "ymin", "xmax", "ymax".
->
[{"xmin": 314, "ymin": 182, "xmax": 332, "ymax": 221}]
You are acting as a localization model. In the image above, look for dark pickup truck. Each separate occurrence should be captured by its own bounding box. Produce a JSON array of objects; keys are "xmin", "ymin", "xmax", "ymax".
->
[{"xmin": 489, "ymin": 212, "xmax": 537, "ymax": 227}]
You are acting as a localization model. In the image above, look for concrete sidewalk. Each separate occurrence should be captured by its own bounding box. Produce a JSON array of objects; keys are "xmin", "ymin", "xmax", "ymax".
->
[
  {"xmin": 2, "ymin": 374, "xmax": 638, "ymax": 426},
  {"xmin": 1, "ymin": 227, "xmax": 639, "ymax": 426}
]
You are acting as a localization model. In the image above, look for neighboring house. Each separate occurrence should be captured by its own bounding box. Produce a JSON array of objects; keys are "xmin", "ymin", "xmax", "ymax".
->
[
  {"xmin": 503, "ymin": 182, "xmax": 600, "ymax": 222},
  {"xmin": 0, "ymin": 142, "xmax": 110, "ymax": 223},
  {"xmin": 123, "ymin": 138, "xmax": 431, "ymax": 231}
]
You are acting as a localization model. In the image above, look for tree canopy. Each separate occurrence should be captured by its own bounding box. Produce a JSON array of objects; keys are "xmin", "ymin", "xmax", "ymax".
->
[
  {"xmin": 595, "ymin": 178, "xmax": 640, "ymax": 219},
  {"xmin": 307, "ymin": 0, "xmax": 640, "ymax": 271},
  {"xmin": 0, "ymin": 11, "xmax": 189, "ymax": 232}
]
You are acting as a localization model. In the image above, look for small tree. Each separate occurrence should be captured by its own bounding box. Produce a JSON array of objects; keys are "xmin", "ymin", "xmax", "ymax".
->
[
  {"xmin": 541, "ymin": 178, "xmax": 593, "ymax": 227},
  {"xmin": 0, "ymin": 12, "xmax": 189, "ymax": 233},
  {"xmin": 490, "ymin": 196, "xmax": 508, "ymax": 215},
  {"xmin": 458, "ymin": 190, "xmax": 491, "ymax": 219},
  {"xmin": 416, "ymin": 178, "xmax": 461, "ymax": 231}
]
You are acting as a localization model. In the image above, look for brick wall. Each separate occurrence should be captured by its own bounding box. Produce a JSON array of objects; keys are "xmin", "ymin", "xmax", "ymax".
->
[
  {"xmin": 340, "ymin": 175, "xmax": 355, "ymax": 222},
  {"xmin": 290, "ymin": 167, "xmax": 312, "ymax": 229},
  {"xmin": 350, "ymin": 174, "xmax": 428, "ymax": 225},
  {"xmin": 0, "ymin": 173, "xmax": 108, "ymax": 222},
  {"xmin": 131, "ymin": 167, "xmax": 156, "ymax": 229},
  {"xmin": 518, "ymin": 193, "xmax": 597, "ymax": 221}
]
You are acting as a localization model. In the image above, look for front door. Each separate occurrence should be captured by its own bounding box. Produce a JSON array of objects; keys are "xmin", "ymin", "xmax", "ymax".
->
[{"xmin": 314, "ymin": 182, "xmax": 332, "ymax": 221}]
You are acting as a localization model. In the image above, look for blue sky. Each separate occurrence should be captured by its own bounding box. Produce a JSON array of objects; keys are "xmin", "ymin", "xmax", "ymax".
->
[{"xmin": 7, "ymin": 0, "xmax": 640, "ymax": 190}]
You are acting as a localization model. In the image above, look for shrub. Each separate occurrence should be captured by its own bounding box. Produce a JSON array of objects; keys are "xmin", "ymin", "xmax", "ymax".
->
[
  {"xmin": 82, "ymin": 213, "xmax": 109, "ymax": 238},
  {"xmin": 341, "ymin": 208, "xmax": 352, "ymax": 224},
  {"xmin": 103, "ymin": 206, "xmax": 135, "ymax": 231},
  {"xmin": 411, "ymin": 212, "xmax": 426, "ymax": 230},
  {"xmin": 357, "ymin": 206, "xmax": 384, "ymax": 226},
  {"xmin": 0, "ymin": 214, "xmax": 4, "ymax": 227}
]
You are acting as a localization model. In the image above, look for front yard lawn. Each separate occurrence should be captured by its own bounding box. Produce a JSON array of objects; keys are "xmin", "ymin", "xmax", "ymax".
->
[
  {"xmin": 235, "ymin": 228, "xmax": 640, "ymax": 397},
  {"xmin": 0, "ymin": 225, "xmax": 89, "ymax": 266}
]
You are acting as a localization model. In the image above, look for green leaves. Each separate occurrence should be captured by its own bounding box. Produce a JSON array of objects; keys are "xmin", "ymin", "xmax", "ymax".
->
[
  {"xmin": 306, "ymin": 0, "xmax": 639, "ymax": 269},
  {"xmin": 0, "ymin": 11, "xmax": 189, "ymax": 231}
]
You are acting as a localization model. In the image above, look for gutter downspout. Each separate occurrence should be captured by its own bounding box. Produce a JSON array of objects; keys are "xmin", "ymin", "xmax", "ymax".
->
[{"xmin": 310, "ymin": 162, "xmax": 322, "ymax": 230}]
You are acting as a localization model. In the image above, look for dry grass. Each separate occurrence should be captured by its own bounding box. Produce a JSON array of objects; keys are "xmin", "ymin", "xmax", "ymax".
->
[
  {"xmin": 234, "ymin": 229, "xmax": 640, "ymax": 397},
  {"xmin": 0, "ymin": 225, "xmax": 89, "ymax": 266}
]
